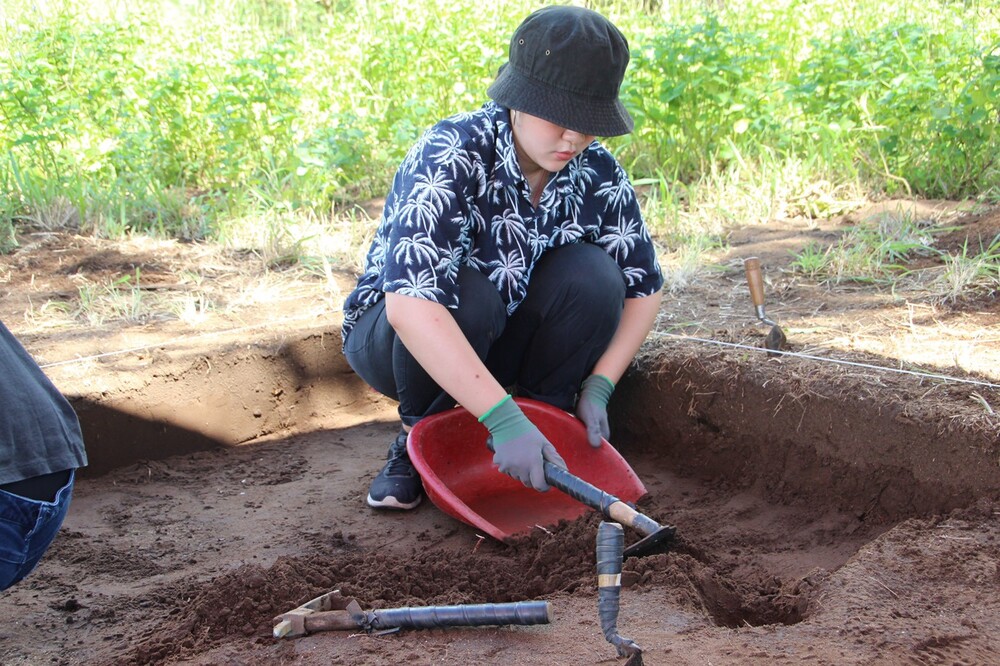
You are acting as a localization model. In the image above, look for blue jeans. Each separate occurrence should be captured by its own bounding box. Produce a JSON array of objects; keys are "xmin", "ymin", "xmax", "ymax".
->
[
  {"xmin": 344, "ymin": 243, "xmax": 625, "ymax": 426},
  {"xmin": 0, "ymin": 470, "xmax": 75, "ymax": 591}
]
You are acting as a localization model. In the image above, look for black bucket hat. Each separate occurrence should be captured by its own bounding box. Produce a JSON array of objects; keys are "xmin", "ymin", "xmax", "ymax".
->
[{"xmin": 487, "ymin": 5, "xmax": 634, "ymax": 137}]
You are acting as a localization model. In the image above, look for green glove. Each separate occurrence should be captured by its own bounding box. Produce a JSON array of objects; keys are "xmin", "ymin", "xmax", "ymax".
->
[
  {"xmin": 575, "ymin": 374, "xmax": 614, "ymax": 447},
  {"xmin": 480, "ymin": 395, "xmax": 567, "ymax": 492}
]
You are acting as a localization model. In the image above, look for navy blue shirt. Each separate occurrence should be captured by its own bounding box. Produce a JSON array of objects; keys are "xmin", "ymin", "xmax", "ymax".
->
[
  {"xmin": 0, "ymin": 321, "xmax": 87, "ymax": 484},
  {"xmin": 342, "ymin": 102, "xmax": 663, "ymax": 345}
]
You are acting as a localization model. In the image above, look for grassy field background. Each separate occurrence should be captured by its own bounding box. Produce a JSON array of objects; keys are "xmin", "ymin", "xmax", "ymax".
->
[{"xmin": 1, "ymin": 0, "xmax": 997, "ymax": 282}]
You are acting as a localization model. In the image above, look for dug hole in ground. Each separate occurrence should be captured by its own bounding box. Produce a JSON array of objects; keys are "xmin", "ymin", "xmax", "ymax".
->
[{"xmin": 0, "ymin": 201, "xmax": 998, "ymax": 665}]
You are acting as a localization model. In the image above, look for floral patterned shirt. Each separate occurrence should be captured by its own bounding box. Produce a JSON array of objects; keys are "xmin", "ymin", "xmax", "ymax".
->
[{"xmin": 341, "ymin": 102, "xmax": 663, "ymax": 346}]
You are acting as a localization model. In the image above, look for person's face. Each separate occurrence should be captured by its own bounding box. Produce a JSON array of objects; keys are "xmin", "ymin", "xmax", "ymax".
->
[{"xmin": 510, "ymin": 111, "xmax": 595, "ymax": 176}]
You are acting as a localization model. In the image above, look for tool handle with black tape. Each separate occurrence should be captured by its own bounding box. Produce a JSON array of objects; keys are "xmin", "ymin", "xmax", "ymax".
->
[
  {"xmin": 544, "ymin": 461, "xmax": 676, "ymax": 558},
  {"xmin": 369, "ymin": 600, "xmax": 552, "ymax": 630},
  {"xmin": 597, "ymin": 522, "xmax": 643, "ymax": 659},
  {"xmin": 597, "ymin": 520, "xmax": 625, "ymax": 642},
  {"xmin": 543, "ymin": 462, "xmax": 660, "ymax": 535},
  {"xmin": 301, "ymin": 600, "xmax": 552, "ymax": 635}
]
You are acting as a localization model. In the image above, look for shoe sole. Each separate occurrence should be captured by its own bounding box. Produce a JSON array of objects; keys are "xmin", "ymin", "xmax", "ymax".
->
[{"xmin": 366, "ymin": 493, "xmax": 423, "ymax": 510}]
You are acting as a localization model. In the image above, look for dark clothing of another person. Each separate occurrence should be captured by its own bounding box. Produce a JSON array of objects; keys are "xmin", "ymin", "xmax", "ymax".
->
[{"xmin": 0, "ymin": 320, "xmax": 87, "ymax": 590}]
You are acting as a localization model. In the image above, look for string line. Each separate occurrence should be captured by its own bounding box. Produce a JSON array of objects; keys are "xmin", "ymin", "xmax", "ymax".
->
[
  {"xmin": 649, "ymin": 331, "xmax": 1000, "ymax": 389},
  {"xmin": 37, "ymin": 316, "xmax": 1000, "ymax": 391},
  {"xmin": 39, "ymin": 310, "xmax": 337, "ymax": 369}
]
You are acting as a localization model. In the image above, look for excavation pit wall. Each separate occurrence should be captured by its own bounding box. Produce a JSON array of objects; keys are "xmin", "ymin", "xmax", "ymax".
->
[
  {"xmin": 612, "ymin": 349, "xmax": 1000, "ymax": 525},
  {"xmin": 69, "ymin": 329, "xmax": 380, "ymax": 476},
  {"xmin": 60, "ymin": 328, "xmax": 1000, "ymax": 640}
]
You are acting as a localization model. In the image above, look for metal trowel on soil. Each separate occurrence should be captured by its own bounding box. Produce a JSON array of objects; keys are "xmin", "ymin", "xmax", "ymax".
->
[{"xmin": 744, "ymin": 256, "xmax": 787, "ymax": 355}]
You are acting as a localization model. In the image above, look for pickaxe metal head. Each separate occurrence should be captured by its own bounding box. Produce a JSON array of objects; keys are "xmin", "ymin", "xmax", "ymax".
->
[{"xmin": 623, "ymin": 523, "xmax": 676, "ymax": 558}]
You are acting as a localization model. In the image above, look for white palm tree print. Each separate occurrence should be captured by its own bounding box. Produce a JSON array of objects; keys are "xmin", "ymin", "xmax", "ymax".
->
[
  {"xmin": 388, "ymin": 267, "xmax": 445, "ymax": 301},
  {"xmin": 487, "ymin": 248, "xmax": 529, "ymax": 309},
  {"xmin": 597, "ymin": 215, "xmax": 643, "ymax": 261},
  {"xmin": 411, "ymin": 167, "xmax": 456, "ymax": 215},
  {"xmin": 393, "ymin": 231, "xmax": 440, "ymax": 267}
]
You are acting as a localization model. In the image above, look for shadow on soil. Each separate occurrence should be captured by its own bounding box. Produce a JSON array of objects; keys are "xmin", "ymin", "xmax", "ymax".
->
[{"xmin": 70, "ymin": 330, "xmax": 371, "ymax": 475}]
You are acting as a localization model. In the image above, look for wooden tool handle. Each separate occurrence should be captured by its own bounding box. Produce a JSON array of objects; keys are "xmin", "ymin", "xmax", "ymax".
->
[
  {"xmin": 303, "ymin": 610, "xmax": 366, "ymax": 633},
  {"xmin": 744, "ymin": 257, "xmax": 766, "ymax": 308}
]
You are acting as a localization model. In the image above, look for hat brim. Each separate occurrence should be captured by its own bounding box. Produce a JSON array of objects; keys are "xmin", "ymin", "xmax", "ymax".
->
[{"xmin": 487, "ymin": 64, "xmax": 634, "ymax": 137}]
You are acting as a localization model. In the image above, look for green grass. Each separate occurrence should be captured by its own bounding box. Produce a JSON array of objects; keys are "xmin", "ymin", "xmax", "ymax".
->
[
  {"xmin": 1, "ymin": 0, "xmax": 998, "ymax": 273},
  {"xmin": 789, "ymin": 208, "xmax": 938, "ymax": 285},
  {"xmin": 933, "ymin": 234, "xmax": 1000, "ymax": 302},
  {"xmin": 789, "ymin": 209, "xmax": 1000, "ymax": 300}
]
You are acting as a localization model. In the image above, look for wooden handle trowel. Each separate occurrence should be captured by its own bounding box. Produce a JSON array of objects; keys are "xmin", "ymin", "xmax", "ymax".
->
[{"xmin": 744, "ymin": 257, "xmax": 787, "ymax": 354}]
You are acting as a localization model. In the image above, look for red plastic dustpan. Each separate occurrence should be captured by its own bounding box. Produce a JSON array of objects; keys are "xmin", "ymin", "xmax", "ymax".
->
[{"xmin": 407, "ymin": 397, "xmax": 647, "ymax": 541}]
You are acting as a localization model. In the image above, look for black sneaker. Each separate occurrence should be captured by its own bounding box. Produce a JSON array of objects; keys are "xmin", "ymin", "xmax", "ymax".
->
[{"xmin": 366, "ymin": 431, "xmax": 423, "ymax": 510}]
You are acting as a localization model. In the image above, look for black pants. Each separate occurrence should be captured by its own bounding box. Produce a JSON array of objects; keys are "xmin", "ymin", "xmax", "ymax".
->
[{"xmin": 343, "ymin": 243, "xmax": 625, "ymax": 427}]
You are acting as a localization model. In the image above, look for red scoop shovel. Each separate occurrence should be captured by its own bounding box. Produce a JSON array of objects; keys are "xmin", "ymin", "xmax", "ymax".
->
[{"xmin": 407, "ymin": 398, "xmax": 652, "ymax": 543}]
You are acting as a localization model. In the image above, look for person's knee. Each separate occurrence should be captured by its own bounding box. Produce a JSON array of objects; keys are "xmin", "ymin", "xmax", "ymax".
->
[
  {"xmin": 453, "ymin": 267, "xmax": 506, "ymax": 340},
  {"xmin": 580, "ymin": 253, "xmax": 625, "ymax": 303},
  {"xmin": 547, "ymin": 244, "xmax": 625, "ymax": 308}
]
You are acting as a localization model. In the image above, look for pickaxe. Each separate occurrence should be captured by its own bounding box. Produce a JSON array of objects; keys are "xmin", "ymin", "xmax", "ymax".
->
[{"xmin": 273, "ymin": 590, "xmax": 552, "ymax": 638}]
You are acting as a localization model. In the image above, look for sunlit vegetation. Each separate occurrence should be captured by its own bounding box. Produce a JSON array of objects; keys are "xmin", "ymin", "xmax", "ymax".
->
[{"xmin": 2, "ymin": 0, "xmax": 997, "ymax": 275}]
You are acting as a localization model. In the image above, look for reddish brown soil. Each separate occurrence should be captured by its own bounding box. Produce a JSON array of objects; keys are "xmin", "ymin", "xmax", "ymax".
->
[{"xmin": 0, "ymin": 200, "xmax": 998, "ymax": 665}]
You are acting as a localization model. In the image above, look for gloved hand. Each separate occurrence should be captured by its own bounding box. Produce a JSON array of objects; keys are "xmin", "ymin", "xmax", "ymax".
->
[
  {"xmin": 575, "ymin": 374, "xmax": 615, "ymax": 447},
  {"xmin": 480, "ymin": 395, "xmax": 566, "ymax": 491}
]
